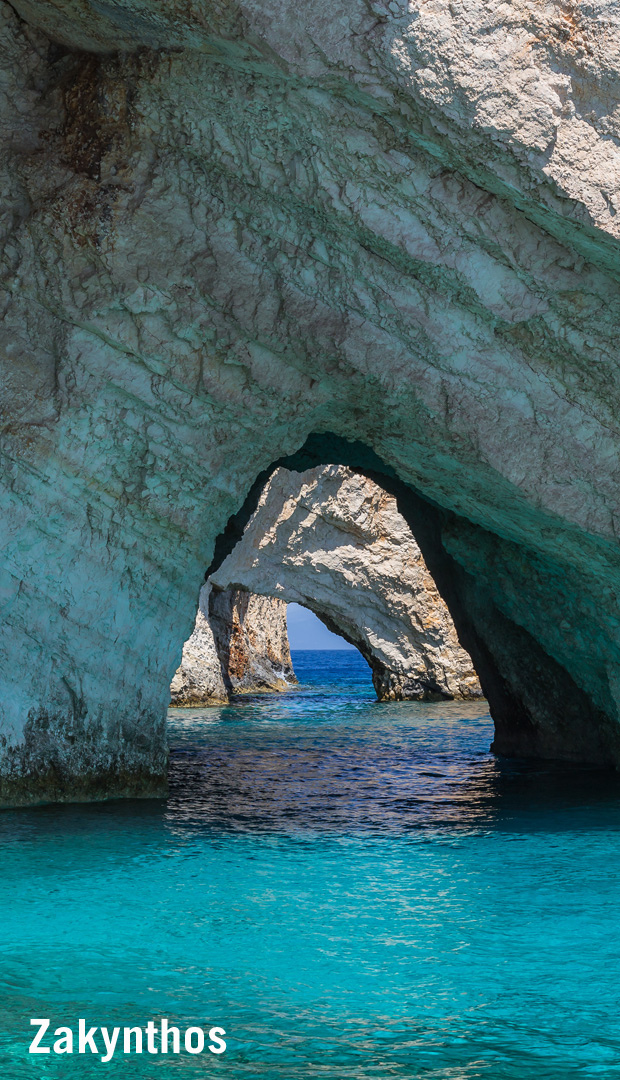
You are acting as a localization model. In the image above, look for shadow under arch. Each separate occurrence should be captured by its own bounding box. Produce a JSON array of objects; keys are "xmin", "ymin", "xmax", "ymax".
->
[{"xmin": 205, "ymin": 432, "xmax": 617, "ymax": 767}]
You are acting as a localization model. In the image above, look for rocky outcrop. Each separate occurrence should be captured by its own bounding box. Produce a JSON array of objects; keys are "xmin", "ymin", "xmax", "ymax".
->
[
  {"xmin": 169, "ymin": 587, "xmax": 229, "ymax": 706},
  {"xmin": 211, "ymin": 466, "xmax": 481, "ymax": 701},
  {"xmin": 171, "ymin": 586, "xmax": 295, "ymax": 705},
  {"xmin": 3, "ymin": 1, "xmax": 620, "ymax": 801},
  {"xmin": 209, "ymin": 588, "xmax": 296, "ymax": 695}
]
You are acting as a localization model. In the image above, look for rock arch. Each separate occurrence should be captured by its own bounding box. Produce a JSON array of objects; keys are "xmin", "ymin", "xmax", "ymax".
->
[
  {"xmin": 1, "ymin": 1, "xmax": 620, "ymax": 803},
  {"xmin": 202, "ymin": 465, "xmax": 481, "ymax": 702}
]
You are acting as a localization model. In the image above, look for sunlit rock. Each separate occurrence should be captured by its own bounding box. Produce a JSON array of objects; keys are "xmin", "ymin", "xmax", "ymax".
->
[
  {"xmin": 169, "ymin": 586, "xmax": 229, "ymax": 706},
  {"xmin": 171, "ymin": 585, "xmax": 295, "ymax": 705},
  {"xmin": 210, "ymin": 588, "xmax": 296, "ymax": 695},
  {"xmin": 209, "ymin": 466, "xmax": 481, "ymax": 701},
  {"xmin": 2, "ymin": 0, "xmax": 620, "ymax": 802}
]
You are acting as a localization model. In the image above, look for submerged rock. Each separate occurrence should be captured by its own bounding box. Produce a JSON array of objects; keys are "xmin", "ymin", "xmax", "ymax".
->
[
  {"xmin": 2, "ymin": 1, "xmax": 620, "ymax": 801},
  {"xmin": 210, "ymin": 466, "xmax": 481, "ymax": 702}
]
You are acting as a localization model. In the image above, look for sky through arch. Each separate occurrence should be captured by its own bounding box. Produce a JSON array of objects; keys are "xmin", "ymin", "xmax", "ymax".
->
[{"xmin": 286, "ymin": 603, "xmax": 356, "ymax": 651}]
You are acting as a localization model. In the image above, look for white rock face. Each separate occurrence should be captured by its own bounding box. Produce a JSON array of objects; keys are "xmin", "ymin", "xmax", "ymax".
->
[
  {"xmin": 211, "ymin": 467, "xmax": 481, "ymax": 701},
  {"xmin": 171, "ymin": 585, "xmax": 295, "ymax": 704},
  {"xmin": 170, "ymin": 586, "xmax": 228, "ymax": 706},
  {"xmin": 209, "ymin": 588, "xmax": 296, "ymax": 694},
  {"xmin": 2, "ymin": 0, "xmax": 620, "ymax": 801}
]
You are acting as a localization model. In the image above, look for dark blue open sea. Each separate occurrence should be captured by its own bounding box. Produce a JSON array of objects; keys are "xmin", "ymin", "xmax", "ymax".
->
[{"xmin": 2, "ymin": 649, "xmax": 620, "ymax": 1077}]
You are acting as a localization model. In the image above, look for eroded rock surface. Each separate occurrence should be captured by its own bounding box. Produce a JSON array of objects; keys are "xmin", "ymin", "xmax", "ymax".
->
[
  {"xmin": 170, "ymin": 586, "xmax": 228, "ymax": 706},
  {"xmin": 211, "ymin": 466, "xmax": 481, "ymax": 701},
  {"xmin": 171, "ymin": 585, "xmax": 295, "ymax": 704},
  {"xmin": 209, "ymin": 588, "xmax": 296, "ymax": 695},
  {"xmin": 2, "ymin": 0, "xmax": 620, "ymax": 801}
]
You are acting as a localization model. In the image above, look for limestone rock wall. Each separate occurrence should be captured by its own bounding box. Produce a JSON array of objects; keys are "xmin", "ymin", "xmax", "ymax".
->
[
  {"xmin": 209, "ymin": 588, "xmax": 296, "ymax": 695},
  {"xmin": 169, "ymin": 586, "xmax": 228, "ymax": 706},
  {"xmin": 2, "ymin": 0, "xmax": 620, "ymax": 801},
  {"xmin": 212, "ymin": 466, "xmax": 481, "ymax": 701},
  {"xmin": 171, "ymin": 586, "xmax": 295, "ymax": 705}
]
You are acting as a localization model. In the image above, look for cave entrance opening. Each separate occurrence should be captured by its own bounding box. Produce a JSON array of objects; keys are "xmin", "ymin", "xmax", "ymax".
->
[
  {"xmin": 286, "ymin": 601, "xmax": 376, "ymax": 695},
  {"xmin": 179, "ymin": 431, "xmax": 616, "ymax": 767},
  {"xmin": 286, "ymin": 603, "xmax": 357, "ymax": 653},
  {"xmin": 171, "ymin": 454, "xmax": 482, "ymax": 708}
]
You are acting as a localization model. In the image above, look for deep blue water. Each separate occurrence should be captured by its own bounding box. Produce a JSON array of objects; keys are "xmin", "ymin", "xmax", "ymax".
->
[{"xmin": 2, "ymin": 649, "xmax": 620, "ymax": 1077}]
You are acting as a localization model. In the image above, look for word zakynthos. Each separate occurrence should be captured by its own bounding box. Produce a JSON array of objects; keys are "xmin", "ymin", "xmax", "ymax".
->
[{"xmin": 29, "ymin": 1018, "xmax": 226, "ymax": 1061}]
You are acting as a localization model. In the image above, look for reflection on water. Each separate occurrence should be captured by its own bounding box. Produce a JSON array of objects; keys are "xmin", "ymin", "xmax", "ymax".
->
[
  {"xmin": 1, "ymin": 649, "xmax": 620, "ymax": 1078},
  {"xmin": 169, "ymin": 650, "xmax": 620, "ymax": 836}
]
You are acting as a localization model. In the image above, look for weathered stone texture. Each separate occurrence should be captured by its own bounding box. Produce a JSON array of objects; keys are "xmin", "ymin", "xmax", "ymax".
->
[
  {"xmin": 209, "ymin": 588, "xmax": 296, "ymax": 695},
  {"xmin": 211, "ymin": 466, "xmax": 481, "ymax": 701},
  {"xmin": 169, "ymin": 586, "xmax": 229, "ymax": 706},
  {"xmin": 171, "ymin": 585, "xmax": 296, "ymax": 704},
  {"xmin": 2, "ymin": 0, "xmax": 620, "ymax": 801}
]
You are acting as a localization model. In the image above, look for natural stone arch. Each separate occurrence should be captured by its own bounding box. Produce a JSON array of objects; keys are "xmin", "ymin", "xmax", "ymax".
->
[
  {"xmin": 2, "ymin": 2, "xmax": 620, "ymax": 804},
  {"xmin": 172, "ymin": 463, "xmax": 482, "ymax": 704},
  {"xmin": 205, "ymin": 464, "xmax": 481, "ymax": 702},
  {"xmin": 214, "ymin": 434, "xmax": 620, "ymax": 771}
]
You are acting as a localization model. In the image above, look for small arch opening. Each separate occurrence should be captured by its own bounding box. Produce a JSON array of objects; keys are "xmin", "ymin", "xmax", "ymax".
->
[
  {"xmin": 286, "ymin": 600, "xmax": 376, "ymax": 697},
  {"xmin": 286, "ymin": 602, "xmax": 357, "ymax": 652},
  {"xmin": 171, "ymin": 458, "xmax": 482, "ymax": 709}
]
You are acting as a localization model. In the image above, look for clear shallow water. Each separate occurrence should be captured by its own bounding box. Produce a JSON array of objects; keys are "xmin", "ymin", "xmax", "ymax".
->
[{"xmin": 2, "ymin": 650, "xmax": 620, "ymax": 1078}]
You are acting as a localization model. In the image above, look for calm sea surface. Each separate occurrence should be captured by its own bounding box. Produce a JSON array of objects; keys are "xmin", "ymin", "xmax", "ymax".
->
[{"xmin": 2, "ymin": 649, "xmax": 620, "ymax": 1078}]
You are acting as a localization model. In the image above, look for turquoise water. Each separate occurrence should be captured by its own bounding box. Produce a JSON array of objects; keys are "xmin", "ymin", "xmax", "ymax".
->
[{"xmin": 2, "ymin": 649, "xmax": 620, "ymax": 1078}]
